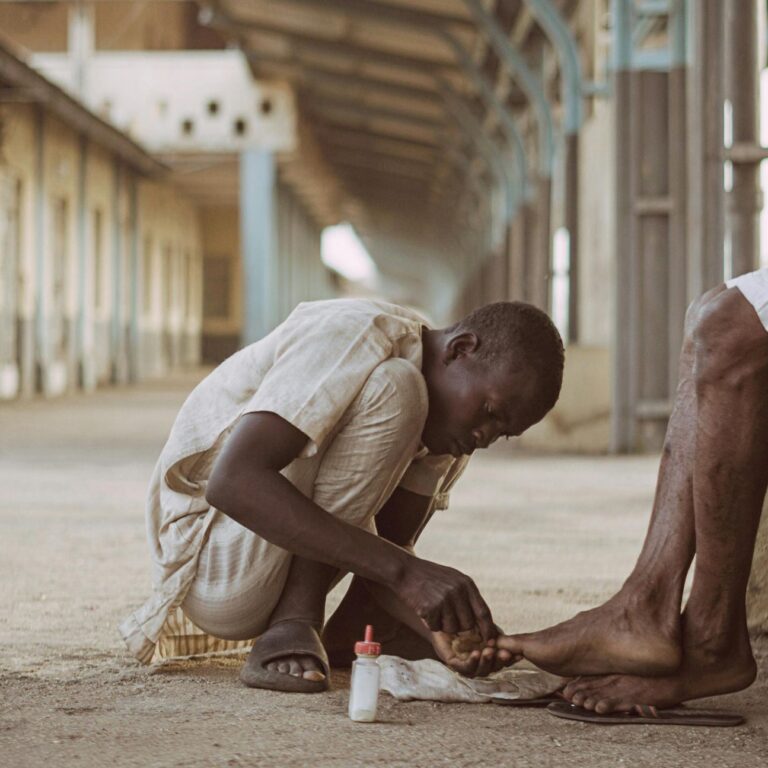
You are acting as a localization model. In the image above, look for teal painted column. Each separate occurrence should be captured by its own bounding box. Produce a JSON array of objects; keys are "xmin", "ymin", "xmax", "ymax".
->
[
  {"xmin": 34, "ymin": 107, "xmax": 46, "ymax": 393},
  {"xmin": 239, "ymin": 149, "xmax": 276, "ymax": 346}
]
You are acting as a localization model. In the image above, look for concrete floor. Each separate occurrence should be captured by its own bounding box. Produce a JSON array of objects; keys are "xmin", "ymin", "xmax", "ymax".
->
[{"xmin": 1, "ymin": 371, "xmax": 767, "ymax": 767}]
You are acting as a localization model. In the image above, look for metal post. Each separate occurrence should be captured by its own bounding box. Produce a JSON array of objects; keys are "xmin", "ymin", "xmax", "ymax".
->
[
  {"xmin": 531, "ymin": 177, "xmax": 552, "ymax": 311},
  {"xmin": 611, "ymin": 0, "xmax": 637, "ymax": 453},
  {"xmin": 439, "ymin": 81, "xmax": 515, "ymax": 249},
  {"xmin": 436, "ymin": 30, "xmax": 530, "ymax": 204},
  {"xmin": 111, "ymin": 160, "xmax": 126, "ymax": 383},
  {"xmin": 564, "ymin": 133, "xmax": 579, "ymax": 339},
  {"xmin": 34, "ymin": 107, "xmax": 46, "ymax": 394},
  {"xmin": 128, "ymin": 175, "xmax": 140, "ymax": 382},
  {"xmin": 76, "ymin": 135, "xmax": 90, "ymax": 390},
  {"xmin": 524, "ymin": 0, "xmax": 584, "ymax": 336},
  {"xmin": 668, "ymin": 0, "xmax": 688, "ymax": 399},
  {"xmin": 725, "ymin": 0, "xmax": 761, "ymax": 277},
  {"xmin": 239, "ymin": 149, "xmax": 276, "ymax": 345},
  {"xmin": 687, "ymin": 0, "xmax": 725, "ymax": 297},
  {"xmin": 462, "ymin": 0, "xmax": 555, "ymax": 178}
]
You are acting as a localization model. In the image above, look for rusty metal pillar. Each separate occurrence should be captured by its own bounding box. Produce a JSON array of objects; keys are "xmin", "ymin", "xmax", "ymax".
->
[
  {"xmin": 635, "ymin": 70, "xmax": 672, "ymax": 450},
  {"xmin": 725, "ymin": 0, "xmax": 761, "ymax": 277},
  {"xmin": 687, "ymin": 0, "xmax": 725, "ymax": 296},
  {"xmin": 564, "ymin": 133, "xmax": 579, "ymax": 339},
  {"xmin": 612, "ymin": 0, "xmax": 635, "ymax": 452},
  {"xmin": 668, "ymin": 0, "xmax": 688, "ymax": 400},
  {"xmin": 530, "ymin": 177, "xmax": 552, "ymax": 310}
]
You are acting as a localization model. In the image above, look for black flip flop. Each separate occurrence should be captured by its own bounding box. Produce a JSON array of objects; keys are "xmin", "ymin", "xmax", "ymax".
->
[
  {"xmin": 493, "ymin": 692, "xmax": 565, "ymax": 707},
  {"xmin": 547, "ymin": 700, "xmax": 745, "ymax": 727},
  {"xmin": 240, "ymin": 620, "xmax": 330, "ymax": 693}
]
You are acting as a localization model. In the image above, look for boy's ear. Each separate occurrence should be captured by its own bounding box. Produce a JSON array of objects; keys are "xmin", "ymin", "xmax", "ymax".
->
[{"xmin": 445, "ymin": 331, "xmax": 480, "ymax": 362}]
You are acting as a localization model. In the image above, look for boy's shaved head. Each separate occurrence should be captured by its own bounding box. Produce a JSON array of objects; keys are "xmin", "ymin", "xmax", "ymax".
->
[
  {"xmin": 452, "ymin": 301, "xmax": 565, "ymax": 422},
  {"xmin": 420, "ymin": 301, "xmax": 565, "ymax": 457}
]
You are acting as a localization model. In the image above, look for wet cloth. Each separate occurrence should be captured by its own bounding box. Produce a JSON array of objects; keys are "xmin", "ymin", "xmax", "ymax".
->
[
  {"xmin": 378, "ymin": 656, "xmax": 565, "ymax": 703},
  {"xmin": 727, "ymin": 267, "xmax": 768, "ymax": 331},
  {"xmin": 119, "ymin": 298, "xmax": 468, "ymax": 664}
]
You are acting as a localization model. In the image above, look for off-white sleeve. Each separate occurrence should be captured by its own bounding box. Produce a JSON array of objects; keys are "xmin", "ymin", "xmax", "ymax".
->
[
  {"xmin": 398, "ymin": 453, "xmax": 470, "ymax": 510},
  {"xmin": 242, "ymin": 308, "xmax": 394, "ymax": 458}
]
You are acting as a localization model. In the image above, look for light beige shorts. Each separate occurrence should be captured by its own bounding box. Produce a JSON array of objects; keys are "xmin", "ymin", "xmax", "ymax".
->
[{"xmin": 727, "ymin": 268, "xmax": 768, "ymax": 331}]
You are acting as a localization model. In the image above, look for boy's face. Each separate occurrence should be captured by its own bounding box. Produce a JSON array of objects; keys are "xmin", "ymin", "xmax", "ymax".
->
[{"xmin": 421, "ymin": 334, "xmax": 544, "ymax": 457}]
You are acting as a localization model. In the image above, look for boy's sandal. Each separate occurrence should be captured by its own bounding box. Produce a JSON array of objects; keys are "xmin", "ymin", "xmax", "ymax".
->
[{"xmin": 240, "ymin": 620, "xmax": 330, "ymax": 693}]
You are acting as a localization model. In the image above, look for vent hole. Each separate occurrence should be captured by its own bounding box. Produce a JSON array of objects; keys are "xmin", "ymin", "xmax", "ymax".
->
[
  {"xmin": 233, "ymin": 117, "xmax": 248, "ymax": 136},
  {"xmin": 207, "ymin": 100, "xmax": 220, "ymax": 116},
  {"xmin": 181, "ymin": 118, "xmax": 194, "ymax": 136},
  {"xmin": 260, "ymin": 97, "xmax": 273, "ymax": 116}
]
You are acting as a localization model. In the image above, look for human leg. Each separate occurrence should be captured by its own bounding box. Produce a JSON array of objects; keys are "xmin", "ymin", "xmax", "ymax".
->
[
  {"xmin": 565, "ymin": 284, "xmax": 768, "ymax": 711},
  {"xmin": 239, "ymin": 358, "xmax": 427, "ymax": 688},
  {"xmin": 497, "ymin": 295, "xmax": 706, "ymax": 676}
]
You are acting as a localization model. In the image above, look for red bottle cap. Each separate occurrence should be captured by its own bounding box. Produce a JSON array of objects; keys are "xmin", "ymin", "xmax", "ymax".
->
[{"xmin": 354, "ymin": 624, "xmax": 381, "ymax": 656}]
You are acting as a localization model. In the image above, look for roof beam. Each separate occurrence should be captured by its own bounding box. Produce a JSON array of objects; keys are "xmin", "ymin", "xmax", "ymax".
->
[
  {"xmin": 302, "ymin": 93, "xmax": 444, "ymax": 131},
  {"xmin": 239, "ymin": 0, "xmax": 476, "ymax": 33},
  {"xmin": 235, "ymin": 19, "xmax": 460, "ymax": 73},
  {"xmin": 245, "ymin": 53, "xmax": 445, "ymax": 108}
]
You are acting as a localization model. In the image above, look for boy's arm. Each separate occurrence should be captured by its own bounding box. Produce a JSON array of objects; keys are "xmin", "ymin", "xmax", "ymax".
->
[
  {"xmin": 365, "ymin": 487, "xmax": 508, "ymax": 676},
  {"xmin": 205, "ymin": 411, "xmax": 495, "ymax": 639}
]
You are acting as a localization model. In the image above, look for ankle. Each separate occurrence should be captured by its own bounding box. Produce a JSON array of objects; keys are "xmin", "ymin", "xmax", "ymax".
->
[
  {"xmin": 268, "ymin": 612, "xmax": 324, "ymax": 631},
  {"xmin": 619, "ymin": 577, "xmax": 683, "ymax": 623}
]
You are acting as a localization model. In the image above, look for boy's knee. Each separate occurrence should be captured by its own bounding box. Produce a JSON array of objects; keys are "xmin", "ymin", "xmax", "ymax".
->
[{"xmin": 360, "ymin": 358, "xmax": 428, "ymax": 439}]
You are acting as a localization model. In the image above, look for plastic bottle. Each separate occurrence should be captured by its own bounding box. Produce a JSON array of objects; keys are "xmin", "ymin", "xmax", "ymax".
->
[{"xmin": 348, "ymin": 624, "xmax": 381, "ymax": 722}]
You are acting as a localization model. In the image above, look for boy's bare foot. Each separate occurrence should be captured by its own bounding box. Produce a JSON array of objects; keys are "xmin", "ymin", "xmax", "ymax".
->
[
  {"xmin": 561, "ymin": 617, "xmax": 756, "ymax": 713},
  {"xmin": 496, "ymin": 589, "xmax": 682, "ymax": 677}
]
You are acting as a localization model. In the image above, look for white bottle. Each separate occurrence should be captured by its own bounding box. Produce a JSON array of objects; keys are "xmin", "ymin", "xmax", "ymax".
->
[{"xmin": 348, "ymin": 624, "xmax": 381, "ymax": 723}]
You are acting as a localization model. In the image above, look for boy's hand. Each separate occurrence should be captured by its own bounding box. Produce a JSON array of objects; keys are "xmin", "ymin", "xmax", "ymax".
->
[
  {"xmin": 431, "ymin": 629, "xmax": 521, "ymax": 678},
  {"xmin": 393, "ymin": 556, "xmax": 496, "ymax": 640}
]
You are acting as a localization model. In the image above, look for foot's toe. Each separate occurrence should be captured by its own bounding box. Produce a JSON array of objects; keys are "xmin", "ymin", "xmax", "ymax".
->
[
  {"xmin": 582, "ymin": 697, "xmax": 598, "ymax": 711},
  {"xmin": 298, "ymin": 655, "xmax": 326, "ymax": 682},
  {"xmin": 594, "ymin": 699, "xmax": 615, "ymax": 715},
  {"xmin": 287, "ymin": 658, "xmax": 304, "ymax": 677},
  {"xmin": 570, "ymin": 691, "xmax": 587, "ymax": 706},
  {"xmin": 563, "ymin": 678, "xmax": 586, "ymax": 699}
]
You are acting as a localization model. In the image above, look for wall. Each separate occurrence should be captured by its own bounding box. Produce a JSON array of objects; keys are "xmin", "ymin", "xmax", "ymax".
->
[
  {"xmin": 0, "ymin": 100, "xmax": 204, "ymax": 400},
  {"xmin": 519, "ymin": 345, "xmax": 612, "ymax": 453}
]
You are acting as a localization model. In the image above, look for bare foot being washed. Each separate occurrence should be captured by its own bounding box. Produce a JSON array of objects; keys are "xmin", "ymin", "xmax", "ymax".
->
[
  {"xmin": 496, "ymin": 589, "xmax": 682, "ymax": 677},
  {"xmin": 561, "ymin": 614, "xmax": 757, "ymax": 713}
]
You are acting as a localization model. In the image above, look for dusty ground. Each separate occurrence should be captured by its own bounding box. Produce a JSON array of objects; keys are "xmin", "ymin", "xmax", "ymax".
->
[{"xmin": 1, "ymin": 370, "xmax": 767, "ymax": 767}]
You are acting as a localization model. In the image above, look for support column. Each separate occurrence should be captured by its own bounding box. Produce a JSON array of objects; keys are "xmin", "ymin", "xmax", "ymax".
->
[
  {"xmin": 636, "ymin": 71, "xmax": 671, "ymax": 450},
  {"xmin": 34, "ymin": 107, "xmax": 47, "ymax": 395},
  {"xmin": 528, "ymin": 176, "xmax": 551, "ymax": 311},
  {"xmin": 76, "ymin": 135, "xmax": 94, "ymax": 390},
  {"xmin": 725, "ymin": 0, "xmax": 761, "ymax": 277},
  {"xmin": 111, "ymin": 160, "xmax": 128, "ymax": 384},
  {"xmin": 687, "ymin": 0, "xmax": 725, "ymax": 297},
  {"xmin": 611, "ymin": 0, "xmax": 637, "ymax": 453},
  {"xmin": 239, "ymin": 149, "xmax": 277, "ymax": 346},
  {"xmin": 668, "ymin": 1, "xmax": 688, "ymax": 399},
  {"xmin": 127, "ymin": 175, "xmax": 140, "ymax": 382},
  {"xmin": 564, "ymin": 133, "xmax": 579, "ymax": 340}
]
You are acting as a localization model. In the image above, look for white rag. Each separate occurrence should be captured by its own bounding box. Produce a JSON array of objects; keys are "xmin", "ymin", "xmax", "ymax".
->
[{"xmin": 378, "ymin": 655, "xmax": 565, "ymax": 704}]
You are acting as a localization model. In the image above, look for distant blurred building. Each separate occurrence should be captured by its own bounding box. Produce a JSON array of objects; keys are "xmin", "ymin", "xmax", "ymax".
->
[
  {"xmin": 0, "ymin": 0, "xmax": 765, "ymax": 462},
  {"xmin": 0, "ymin": 2, "xmax": 339, "ymax": 400}
]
